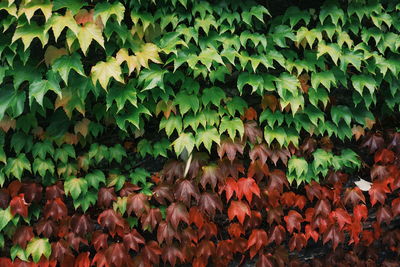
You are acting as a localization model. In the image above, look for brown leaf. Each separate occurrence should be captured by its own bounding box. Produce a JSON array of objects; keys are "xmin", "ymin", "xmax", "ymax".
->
[{"xmin": 44, "ymin": 46, "xmax": 68, "ymax": 66}]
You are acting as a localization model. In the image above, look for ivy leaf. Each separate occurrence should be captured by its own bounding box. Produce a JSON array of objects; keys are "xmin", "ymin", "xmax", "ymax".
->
[
  {"xmin": 288, "ymin": 156, "xmax": 308, "ymax": 178},
  {"xmin": 12, "ymin": 22, "xmax": 48, "ymax": 51},
  {"xmin": 25, "ymin": 238, "xmax": 51, "ymax": 263},
  {"xmin": 351, "ymin": 74, "xmax": 377, "ymax": 96},
  {"xmin": 175, "ymin": 92, "xmax": 199, "ymax": 115},
  {"xmin": 202, "ymin": 87, "xmax": 225, "ymax": 107},
  {"xmin": 4, "ymin": 154, "xmax": 31, "ymax": 180},
  {"xmin": 282, "ymin": 6, "xmax": 310, "ymax": 28},
  {"xmin": 32, "ymin": 158, "xmax": 55, "ymax": 177},
  {"xmin": 0, "ymin": 207, "xmax": 13, "ymax": 231},
  {"xmin": 85, "ymin": 170, "xmax": 106, "ymax": 190},
  {"xmin": 226, "ymin": 96, "xmax": 248, "ymax": 116},
  {"xmin": 52, "ymin": 53, "xmax": 86, "ymax": 85},
  {"xmin": 331, "ymin": 105, "xmax": 352, "ymax": 126},
  {"xmin": 319, "ymin": 4, "xmax": 345, "ymax": 26},
  {"xmin": 94, "ymin": 1, "xmax": 125, "ymax": 25},
  {"xmin": 53, "ymin": 0, "xmax": 84, "ymax": 15},
  {"xmin": 195, "ymin": 127, "xmax": 220, "ymax": 152},
  {"xmin": 29, "ymin": 79, "xmax": 62, "ymax": 107},
  {"xmin": 242, "ymin": 6, "xmax": 270, "ymax": 25},
  {"xmin": 311, "ymin": 71, "xmax": 336, "ymax": 91},
  {"xmin": 219, "ymin": 117, "xmax": 244, "ymax": 140},
  {"xmin": 77, "ymin": 22, "xmax": 105, "ymax": 55},
  {"xmin": 172, "ymin": 132, "xmax": 195, "ymax": 156},
  {"xmin": 138, "ymin": 66, "xmax": 167, "ymax": 91},
  {"xmin": 317, "ymin": 41, "xmax": 341, "ymax": 65},
  {"xmin": 91, "ymin": 57, "xmax": 124, "ymax": 90},
  {"xmin": 64, "ymin": 177, "xmax": 88, "ymax": 200}
]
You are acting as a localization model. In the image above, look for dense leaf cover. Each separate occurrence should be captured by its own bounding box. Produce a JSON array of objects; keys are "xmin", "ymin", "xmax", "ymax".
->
[{"xmin": 0, "ymin": 0, "xmax": 400, "ymax": 265}]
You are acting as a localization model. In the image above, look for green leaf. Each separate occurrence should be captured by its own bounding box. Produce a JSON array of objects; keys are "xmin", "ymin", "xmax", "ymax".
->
[
  {"xmin": 312, "ymin": 149, "xmax": 332, "ymax": 175},
  {"xmin": 54, "ymin": 144, "xmax": 76, "ymax": 163},
  {"xmin": 26, "ymin": 238, "xmax": 51, "ymax": 263},
  {"xmin": 288, "ymin": 156, "xmax": 308, "ymax": 177},
  {"xmin": 94, "ymin": 1, "xmax": 125, "ymax": 25},
  {"xmin": 53, "ymin": 0, "xmax": 84, "ymax": 15},
  {"xmin": 195, "ymin": 127, "xmax": 220, "ymax": 152},
  {"xmin": 91, "ymin": 57, "xmax": 124, "ymax": 90},
  {"xmin": 85, "ymin": 170, "xmax": 106, "ymax": 190},
  {"xmin": 264, "ymin": 126, "xmax": 286, "ymax": 147},
  {"xmin": 138, "ymin": 66, "xmax": 167, "ymax": 91},
  {"xmin": 73, "ymin": 190, "xmax": 97, "ymax": 212},
  {"xmin": 351, "ymin": 74, "xmax": 377, "ymax": 96},
  {"xmin": 4, "ymin": 154, "xmax": 31, "ymax": 180},
  {"xmin": 64, "ymin": 177, "xmax": 88, "ymax": 200},
  {"xmin": 32, "ymin": 158, "xmax": 54, "ymax": 177},
  {"xmin": 107, "ymin": 172, "xmax": 126, "ymax": 191},
  {"xmin": 0, "ymin": 207, "xmax": 13, "ymax": 231},
  {"xmin": 11, "ymin": 245, "xmax": 28, "ymax": 261},
  {"xmin": 130, "ymin": 168, "xmax": 150, "ymax": 185},
  {"xmin": 29, "ymin": 79, "xmax": 61, "ymax": 107},
  {"xmin": 175, "ymin": 92, "xmax": 200, "ymax": 115},
  {"xmin": 259, "ymin": 109, "xmax": 284, "ymax": 128},
  {"xmin": 282, "ymin": 6, "xmax": 310, "ymax": 28},
  {"xmin": 88, "ymin": 143, "xmax": 109, "ymax": 163},
  {"xmin": 311, "ymin": 71, "xmax": 336, "ymax": 91},
  {"xmin": 160, "ymin": 115, "xmax": 182, "ymax": 137},
  {"xmin": 172, "ymin": 132, "xmax": 195, "ymax": 156},
  {"xmin": 12, "ymin": 22, "xmax": 48, "ymax": 50},
  {"xmin": 317, "ymin": 41, "xmax": 341, "ymax": 65},
  {"xmin": 45, "ymin": 11, "xmax": 79, "ymax": 40},
  {"xmin": 331, "ymin": 105, "xmax": 352, "ymax": 126},
  {"xmin": 226, "ymin": 96, "xmax": 248, "ymax": 116},
  {"xmin": 219, "ymin": 117, "xmax": 244, "ymax": 140},
  {"xmin": 202, "ymin": 87, "xmax": 225, "ymax": 107},
  {"xmin": 319, "ymin": 4, "xmax": 345, "ymax": 26},
  {"xmin": 52, "ymin": 53, "xmax": 86, "ymax": 85},
  {"xmin": 106, "ymin": 82, "xmax": 137, "ymax": 112}
]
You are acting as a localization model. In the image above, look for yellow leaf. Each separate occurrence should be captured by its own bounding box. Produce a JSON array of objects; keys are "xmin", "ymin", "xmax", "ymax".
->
[
  {"xmin": 116, "ymin": 48, "xmax": 139, "ymax": 75},
  {"xmin": 91, "ymin": 57, "xmax": 124, "ymax": 90},
  {"xmin": 77, "ymin": 22, "xmax": 104, "ymax": 55}
]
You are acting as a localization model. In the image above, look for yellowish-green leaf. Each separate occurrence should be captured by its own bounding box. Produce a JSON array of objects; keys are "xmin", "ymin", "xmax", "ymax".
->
[{"xmin": 91, "ymin": 57, "xmax": 124, "ymax": 90}]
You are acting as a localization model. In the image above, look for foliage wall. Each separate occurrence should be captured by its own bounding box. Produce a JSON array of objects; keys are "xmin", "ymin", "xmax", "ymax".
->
[{"xmin": 0, "ymin": 0, "xmax": 400, "ymax": 265}]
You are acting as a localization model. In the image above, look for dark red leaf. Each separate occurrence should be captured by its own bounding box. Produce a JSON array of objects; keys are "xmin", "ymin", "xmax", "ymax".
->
[
  {"xmin": 314, "ymin": 199, "xmax": 331, "ymax": 218},
  {"xmin": 153, "ymin": 184, "xmax": 174, "ymax": 205},
  {"xmin": 127, "ymin": 193, "xmax": 150, "ymax": 217},
  {"xmin": 97, "ymin": 209, "xmax": 126, "ymax": 237},
  {"xmin": 243, "ymin": 121, "xmax": 263, "ymax": 144},
  {"xmin": 70, "ymin": 214, "xmax": 92, "ymax": 236},
  {"xmin": 174, "ymin": 179, "xmax": 200, "ymax": 206},
  {"xmin": 162, "ymin": 245, "xmax": 185, "ymax": 267},
  {"xmin": 304, "ymin": 181, "xmax": 322, "ymax": 201},
  {"xmin": 228, "ymin": 223, "xmax": 245, "ymax": 238},
  {"xmin": 236, "ymin": 177, "xmax": 260, "ymax": 203},
  {"xmin": 217, "ymin": 138, "xmax": 244, "ymax": 162},
  {"xmin": 374, "ymin": 149, "xmax": 395, "ymax": 164},
  {"xmin": 266, "ymin": 206, "xmax": 283, "ymax": 225},
  {"xmin": 266, "ymin": 169, "xmax": 288, "ymax": 193},
  {"xmin": 219, "ymin": 177, "xmax": 238, "ymax": 202},
  {"xmin": 369, "ymin": 179, "xmax": 391, "ymax": 206},
  {"xmin": 97, "ymin": 187, "xmax": 117, "ymax": 209},
  {"xmin": 289, "ymin": 233, "xmax": 307, "ymax": 251},
  {"xmin": 119, "ymin": 182, "xmax": 141, "ymax": 197},
  {"xmin": 331, "ymin": 208, "xmax": 351, "ymax": 230},
  {"xmin": 141, "ymin": 241, "xmax": 162, "ymax": 265},
  {"xmin": 123, "ymin": 229, "xmax": 145, "ymax": 252},
  {"xmin": 198, "ymin": 192, "xmax": 222, "ymax": 218},
  {"xmin": 284, "ymin": 210, "xmax": 303, "ymax": 233},
  {"xmin": 44, "ymin": 198, "xmax": 68, "ymax": 221},
  {"xmin": 323, "ymin": 225, "xmax": 344, "ymax": 250},
  {"xmin": 66, "ymin": 232, "xmax": 88, "ymax": 251},
  {"xmin": 361, "ymin": 132, "xmax": 385, "ymax": 154},
  {"xmin": 20, "ymin": 182, "xmax": 42, "ymax": 203},
  {"xmin": 392, "ymin": 197, "xmax": 400, "ymax": 217},
  {"xmin": 344, "ymin": 187, "xmax": 366, "ymax": 206},
  {"xmin": 35, "ymin": 219, "xmax": 58, "ymax": 237},
  {"xmin": 377, "ymin": 205, "xmax": 393, "ymax": 225},
  {"xmin": 92, "ymin": 231, "xmax": 108, "ymax": 251},
  {"xmin": 74, "ymin": 252, "xmax": 90, "ymax": 267},
  {"xmin": 157, "ymin": 221, "xmax": 180, "ymax": 245},
  {"xmin": 104, "ymin": 243, "xmax": 131, "ymax": 267},
  {"xmin": 46, "ymin": 182, "xmax": 64, "ymax": 200},
  {"xmin": 353, "ymin": 204, "xmax": 368, "ymax": 222},
  {"xmin": 249, "ymin": 144, "xmax": 270, "ymax": 164},
  {"xmin": 141, "ymin": 208, "xmax": 162, "ymax": 231},
  {"xmin": 268, "ymin": 225, "xmax": 286, "ymax": 245},
  {"xmin": 0, "ymin": 188, "xmax": 10, "ymax": 209},
  {"xmin": 200, "ymin": 165, "xmax": 222, "ymax": 191},
  {"xmin": 166, "ymin": 202, "xmax": 189, "ymax": 229},
  {"xmin": 247, "ymin": 159, "xmax": 269, "ymax": 181},
  {"xmin": 12, "ymin": 226, "xmax": 34, "ymax": 248}
]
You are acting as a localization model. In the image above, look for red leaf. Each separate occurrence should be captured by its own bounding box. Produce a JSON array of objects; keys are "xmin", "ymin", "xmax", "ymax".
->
[
  {"xmin": 247, "ymin": 229, "xmax": 268, "ymax": 259},
  {"xmin": 243, "ymin": 121, "xmax": 263, "ymax": 144},
  {"xmin": 266, "ymin": 170, "xmax": 287, "ymax": 195},
  {"xmin": 305, "ymin": 224, "xmax": 319, "ymax": 242},
  {"xmin": 174, "ymin": 179, "xmax": 200, "ymax": 206},
  {"xmin": 161, "ymin": 160, "xmax": 184, "ymax": 184},
  {"xmin": 281, "ymin": 192, "xmax": 296, "ymax": 207},
  {"xmin": 236, "ymin": 177, "xmax": 260, "ymax": 203},
  {"xmin": 218, "ymin": 158, "xmax": 245, "ymax": 179},
  {"xmin": 294, "ymin": 195, "xmax": 307, "ymax": 210},
  {"xmin": 289, "ymin": 233, "xmax": 307, "ymax": 251},
  {"xmin": 74, "ymin": 252, "xmax": 90, "ymax": 267},
  {"xmin": 247, "ymin": 159, "xmax": 269, "ymax": 181},
  {"xmin": 323, "ymin": 225, "xmax": 344, "ymax": 250},
  {"xmin": 105, "ymin": 243, "xmax": 131, "ymax": 267},
  {"xmin": 13, "ymin": 226, "xmax": 34, "ymax": 249},
  {"xmin": 228, "ymin": 223, "xmax": 245, "ymax": 238},
  {"xmin": 10, "ymin": 194, "xmax": 29, "ymax": 218},
  {"xmin": 374, "ymin": 149, "xmax": 395, "ymax": 164},
  {"xmin": 166, "ymin": 202, "xmax": 189, "ymax": 229},
  {"xmin": 51, "ymin": 240, "xmax": 72, "ymax": 262},
  {"xmin": 217, "ymin": 138, "xmax": 244, "ymax": 162},
  {"xmin": 344, "ymin": 187, "xmax": 366, "ymax": 206},
  {"xmin": 219, "ymin": 177, "xmax": 238, "ymax": 202},
  {"xmin": 268, "ymin": 225, "xmax": 286, "ymax": 245},
  {"xmin": 0, "ymin": 188, "xmax": 10, "ymax": 209},
  {"xmin": 198, "ymin": 221, "xmax": 218, "ymax": 240},
  {"xmin": 266, "ymin": 206, "xmax": 283, "ymax": 225},
  {"xmin": 200, "ymin": 165, "xmax": 223, "ymax": 191},
  {"xmin": 361, "ymin": 230, "xmax": 374, "ymax": 246},
  {"xmin": 35, "ymin": 219, "xmax": 58, "ymax": 237},
  {"xmin": 123, "ymin": 229, "xmax": 145, "ymax": 252},
  {"xmin": 371, "ymin": 164, "xmax": 389, "ymax": 181},
  {"xmin": 157, "ymin": 221, "xmax": 180, "ymax": 245},
  {"xmin": 346, "ymin": 220, "xmax": 362, "ymax": 245},
  {"xmin": 331, "ymin": 208, "xmax": 351, "ymax": 230},
  {"xmin": 243, "ymin": 210, "xmax": 262, "ymax": 230},
  {"xmin": 228, "ymin": 200, "xmax": 251, "ymax": 224},
  {"xmin": 141, "ymin": 241, "xmax": 162, "ymax": 265},
  {"xmin": 198, "ymin": 192, "xmax": 222, "ymax": 218},
  {"xmin": 97, "ymin": 209, "xmax": 126, "ymax": 237},
  {"xmin": 162, "ymin": 245, "xmax": 185, "ymax": 267},
  {"xmin": 141, "ymin": 208, "xmax": 162, "ymax": 231},
  {"xmin": 153, "ymin": 184, "xmax": 174, "ymax": 205},
  {"xmin": 45, "ymin": 182, "xmax": 64, "ymax": 200},
  {"xmin": 314, "ymin": 199, "xmax": 331, "ymax": 218},
  {"xmin": 353, "ymin": 204, "xmax": 368, "ymax": 222},
  {"xmin": 269, "ymin": 147, "xmax": 291, "ymax": 166},
  {"xmin": 215, "ymin": 240, "xmax": 234, "ymax": 266},
  {"xmin": 66, "ymin": 232, "xmax": 88, "ymax": 251},
  {"xmin": 304, "ymin": 181, "xmax": 322, "ymax": 201},
  {"xmin": 70, "ymin": 214, "xmax": 93, "ymax": 236},
  {"xmin": 8, "ymin": 180, "xmax": 22, "ymax": 197},
  {"xmin": 369, "ymin": 179, "xmax": 391, "ymax": 206},
  {"xmin": 377, "ymin": 205, "xmax": 393, "ymax": 225},
  {"xmin": 44, "ymin": 198, "xmax": 68, "ymax": 221},
  {"xmin": 243, "ymin": 107, "xmax": 258, "ymax": 120},
  {"xmin": 196, "ymin": 240, "xmax": 215, "ymax": 262},
  {"xmin": 392, "ymin": 197, "xmax": 400, "ymax": 217},
  {"xmin": 97, "ymin": 187, "xmax": 117, "ymax": 208},
  {"xmin": 92, "ymin": 231, "xmax": 108, "ymax": 251},
  {"xmin": 127, "ymin": 193, "xmax": 150, "ymax": 217},
  {"xmin": 91, "ymin": 250, "xmax": 108, "ymax": 267},
  {"xmin": 119, "ymin": 182, "xmax": 141, "ymax": 197},
  {"xmin": 249, "ymin": 144, "xmax": 270, "ymax": 164},
  {"xmin": 361, "ymin": 132, "xmax": 385, "ymax": 154},
  {"xmin": 284, "ymin": 210, "xmax": 303, "ymax": 233},
  {"xmin": 20, "ymin": 182, "xmax": 42, "ymax": 203},
  {"xmin": 256, "ymin": 253, "xmax": 275, "ymax": 267}
]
